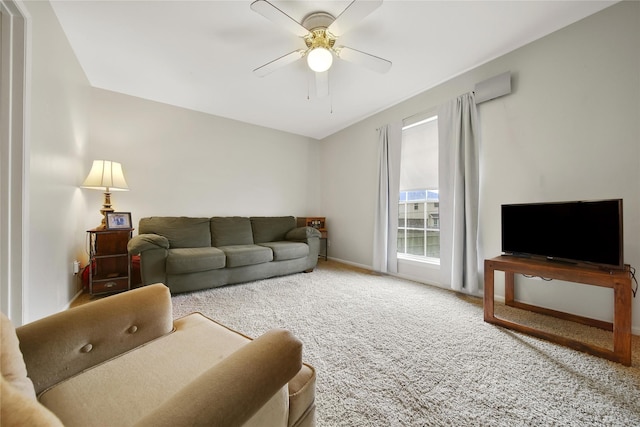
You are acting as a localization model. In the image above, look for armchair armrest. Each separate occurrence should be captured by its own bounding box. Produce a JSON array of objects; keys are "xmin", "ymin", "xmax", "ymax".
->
[
  {"xmin": 286, "ymin": 227, "xmax": 321, "ymax": 241},
  {"xmin": 128, "ymin": 233, "xmax": 170, "ymax": 254},
  {"xmin": 134, "ymin": 328, "xmax": 303, "ymax": 427},
  {"xmin": 17, "ymin": 284, "xmax": 173, "ymax": 395}
]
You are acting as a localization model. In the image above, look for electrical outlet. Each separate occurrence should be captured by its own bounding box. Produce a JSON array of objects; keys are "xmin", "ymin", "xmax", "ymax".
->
[{"xmin": 73, "ymin": 260, "xmax": 80, "ymax": 275}]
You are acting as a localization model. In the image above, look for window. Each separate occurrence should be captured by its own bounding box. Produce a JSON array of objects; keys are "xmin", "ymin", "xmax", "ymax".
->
[{"xmin": 397, "ymin": 115, "xmax": 439, "ymax": 263}]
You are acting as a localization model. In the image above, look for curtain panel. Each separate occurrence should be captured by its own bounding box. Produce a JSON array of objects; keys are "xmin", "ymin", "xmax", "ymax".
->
[
  {"xmin": 438, "ymin": 92, "xmax": 480, "ymax": 294},
  {"xmin": 373, "ymin": 123, "xmax": 402, "ymax": 273}
]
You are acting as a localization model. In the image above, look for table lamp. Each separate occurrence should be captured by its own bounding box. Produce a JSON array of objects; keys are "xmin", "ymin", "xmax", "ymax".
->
[{"xmin": 81, "ymin": 160, "xmax": 129, "ymax": 229}]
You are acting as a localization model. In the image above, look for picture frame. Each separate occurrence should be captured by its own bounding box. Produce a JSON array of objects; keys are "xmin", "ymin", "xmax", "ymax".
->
[{"xmin": 106, "ymin": 212, "xmax": 132, "ymax": 229}]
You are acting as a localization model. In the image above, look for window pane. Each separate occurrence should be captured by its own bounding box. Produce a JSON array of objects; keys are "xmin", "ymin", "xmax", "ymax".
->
[
  {"xmin": 426, "ymin": 230, "xmax": 440, "ymax": 258},
  {"xmin": 406, "ymin": 229, "xmax": 425, "ymax": 256},
  {"xmin": 398, "ymin": 203, "xmax": 406, "ymax": 228}
]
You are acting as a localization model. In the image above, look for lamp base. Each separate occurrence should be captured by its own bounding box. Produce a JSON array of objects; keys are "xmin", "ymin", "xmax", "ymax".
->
[{"xmin": 98, "ymin": 191, "xmax": 114, "ymax": 229}]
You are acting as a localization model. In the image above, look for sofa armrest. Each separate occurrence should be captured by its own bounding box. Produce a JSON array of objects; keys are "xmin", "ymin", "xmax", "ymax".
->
[
  {"xmin": 134, "ymin": 328, "xmax": 303, "ymax": 427},
  {"xmin": 286, "ymin": 226, "xmax": 321, "ymax": 241},
  {"xmin": 128, "ymin": 233, "xmax": 170, "ymax": 254},
  {"xmin": 16, "ymin": 284, "xmax": 173, "ymax": 395}
]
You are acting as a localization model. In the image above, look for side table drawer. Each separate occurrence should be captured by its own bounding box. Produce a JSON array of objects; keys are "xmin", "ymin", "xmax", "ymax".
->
[{"xmin": 92, "ymin": 278, "xmax": 129, "ymax": 294}]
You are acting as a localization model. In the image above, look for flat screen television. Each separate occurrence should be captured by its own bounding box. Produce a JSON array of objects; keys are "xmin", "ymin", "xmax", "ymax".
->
[{"xmin": 501, "ymin": 199, "xmax": 623, "ymax": 270}]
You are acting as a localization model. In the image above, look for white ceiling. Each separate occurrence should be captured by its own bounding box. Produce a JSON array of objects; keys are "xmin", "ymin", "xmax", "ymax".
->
[{"xmin": 49, "ymin": 0, "xmax": 616, "ymax": 140}]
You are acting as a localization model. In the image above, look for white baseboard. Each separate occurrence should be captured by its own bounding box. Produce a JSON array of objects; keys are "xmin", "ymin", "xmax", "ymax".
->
[
  {"xmin": 64, "ymin": 288, "xmax": 84, "ymax": 311},
  {"xmin": 323, "ymin": 256, "xmax": 372, "ymax": 271}
]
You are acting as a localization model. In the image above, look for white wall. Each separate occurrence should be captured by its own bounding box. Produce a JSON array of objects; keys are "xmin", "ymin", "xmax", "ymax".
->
[
  {"xmin": 17, "ymin": 0, "xmax": 321, "ymax": 323},
  {"xmin": 16, "ymin": 0, "xmax": 640, "ymax": 336},
  {"xmin": 320, "ymin": 2, "xmax": 640, "ymax": 329},
  {"xmin": 86, "ymin": 88, "xmax": 321, "ymax": 231},
  {"xmin": 22, "ymin": 0, "xmax": 91, "ymax": 323}
]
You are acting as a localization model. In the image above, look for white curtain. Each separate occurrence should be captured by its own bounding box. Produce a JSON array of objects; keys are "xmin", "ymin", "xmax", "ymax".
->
[
  {"xmin": 373, "ymin": 123, "xmax": 402, "ymax": 273},
  {"xmin": 438, "ymin": 93, "xmax": 480, "ymax": 293}
]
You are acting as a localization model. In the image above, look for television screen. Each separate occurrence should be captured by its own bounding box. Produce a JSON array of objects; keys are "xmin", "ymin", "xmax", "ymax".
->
[{"xmin": 501, "ymin": 199, "xmax": 623, "ymax": 269}]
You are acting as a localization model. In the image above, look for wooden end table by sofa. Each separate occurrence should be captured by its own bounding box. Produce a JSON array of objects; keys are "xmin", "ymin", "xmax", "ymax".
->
[
  {"xmin": 87, "ymin": 228, "xmax": 133, "ymax": 295},
  {"xmin": 484, "ymin": 255, "xmax": 632, "ymax": 366}
]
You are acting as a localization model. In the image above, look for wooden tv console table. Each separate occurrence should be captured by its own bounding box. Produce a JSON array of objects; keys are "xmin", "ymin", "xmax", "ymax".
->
[{"xmin": 484, "ymin": 255, "xmax": 632, "ymax": 366}]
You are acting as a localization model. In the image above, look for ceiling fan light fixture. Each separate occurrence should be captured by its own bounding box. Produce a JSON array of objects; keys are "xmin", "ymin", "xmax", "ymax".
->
[{"xmin": 307, "ymin": 47, "xmax": 333, "ymax": 72}]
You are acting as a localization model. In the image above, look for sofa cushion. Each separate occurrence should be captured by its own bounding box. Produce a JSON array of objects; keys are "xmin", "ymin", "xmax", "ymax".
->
[
  {"xmin": 259, "ymin": 242, "xmax": 309, "ymax": 261},
  {"xmin": 166, "ymin": 248, "xmax": 226, "ymax": 274},
  {"xmin": 219, "ymin": 245, "xmax": 273, "ymax": 268},
  {"xmin": 1, "ymin": 313, "xmax": 36, "ymax": 400},
  {"xmin": 139, "ymin": 217, "xmax": 211, "ymax": 248},
  {"xmin": 250, "ymin": 216, "xmax": 296, "ymax": 244},
  {"xmin": 210, "ymin": 217, "xmax": 254, "ymax": 247},
  {"xmin": 38, "ymin": 314, "xmax": 289, "ymax": 427}
]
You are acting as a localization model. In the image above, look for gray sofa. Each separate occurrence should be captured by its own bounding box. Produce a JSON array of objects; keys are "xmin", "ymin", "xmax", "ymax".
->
[{"xmin": 127, "ymin": 216, "xmax": 321, "ymax": 293}]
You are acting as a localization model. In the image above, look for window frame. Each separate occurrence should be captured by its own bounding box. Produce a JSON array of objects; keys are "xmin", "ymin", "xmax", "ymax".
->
[{"xmin": 397, "ymin": 113, "xmax": 440, "ymax": 266}]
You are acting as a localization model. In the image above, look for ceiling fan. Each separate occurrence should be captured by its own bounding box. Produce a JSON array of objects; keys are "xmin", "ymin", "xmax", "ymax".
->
[{"xmin": 250, "ymin": 0, "xmax": 392, "ymax": 97}]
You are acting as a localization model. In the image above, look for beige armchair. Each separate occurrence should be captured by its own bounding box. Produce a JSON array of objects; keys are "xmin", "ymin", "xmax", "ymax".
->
[{"xmin": 1, "ymin": 284, "xmax": 316, "ymax": 427}]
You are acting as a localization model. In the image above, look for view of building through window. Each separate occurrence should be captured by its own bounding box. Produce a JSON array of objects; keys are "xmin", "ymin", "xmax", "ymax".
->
[
  {"xmin": 398, "ymin": 190, "xmax": 440, "ymax": 260},
  {"xmin": 398, "ymin": 115, "xmax": 439, "ymax": 263}
]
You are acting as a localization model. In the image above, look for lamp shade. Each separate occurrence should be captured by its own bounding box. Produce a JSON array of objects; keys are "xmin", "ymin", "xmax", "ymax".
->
[
  {"xmin": 81, "ymin": 160, "xmax": 129, "ymax": 191},
  {"xmin": 307, "ymin": 47, "xmax": 333, "ymax": 72}
]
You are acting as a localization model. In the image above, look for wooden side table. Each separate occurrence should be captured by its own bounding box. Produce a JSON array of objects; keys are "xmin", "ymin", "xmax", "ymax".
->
[
  {"xmin": 297, "ymin": 217, "xmax": 327, "ymax": 260},
  {"xmin": 484, "ymin": 255, "xmax": 632, "ymax": 365},
  {"xmin": 87, "ymin": 228, "xmax": 133, "ymax": 295}
]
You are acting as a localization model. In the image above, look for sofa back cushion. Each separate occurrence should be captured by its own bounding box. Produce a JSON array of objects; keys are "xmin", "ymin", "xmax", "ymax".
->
[
  {"xmin": 139, "ymin": 217, "xmax": 211, "ymax": 248},
  {"xmin": 250, "ymin": 216, "xmax": 296, "ymax": 244},
  {"xmin": 210, "ymin": 217, "xmax": 254, "ymax": 247}
]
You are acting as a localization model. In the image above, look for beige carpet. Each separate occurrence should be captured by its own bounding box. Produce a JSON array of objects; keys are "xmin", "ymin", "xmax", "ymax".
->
[{"xmin": 172, "ymin": 260, "xmax": 640, "ymax": 426}]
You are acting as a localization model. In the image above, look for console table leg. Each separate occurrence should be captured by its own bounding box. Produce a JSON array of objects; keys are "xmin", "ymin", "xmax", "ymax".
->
[
  {"xmin": 484, "ymin": 261, "xmax": 495, "ymax": 322},
  {"xmin": 613, "ymin": 279, "xmax": 632, "ymax": 366},
  {"xmin": 505, "ymin": 271, "xmax": 515, "ymax": 306}
]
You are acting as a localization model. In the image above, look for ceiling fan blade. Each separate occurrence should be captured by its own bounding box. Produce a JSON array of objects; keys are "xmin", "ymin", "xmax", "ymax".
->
[
  {"xmin": 328, "ymin": 0, "xmax": 383, "ymax": 37},
  {"xmin": 253, "ymin": 50, "xmax": 305, "ymax": 77},
  {"xmin": 336, "ymin": 46, "xmax": 391, "ymax": 73},
  {"xmin": 250, "ymin": 0, "xmax": 309, "ymax": 37},
  {"xmin": 315, "ymin": 71, "xmax": 329, "ymax": 98}
]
